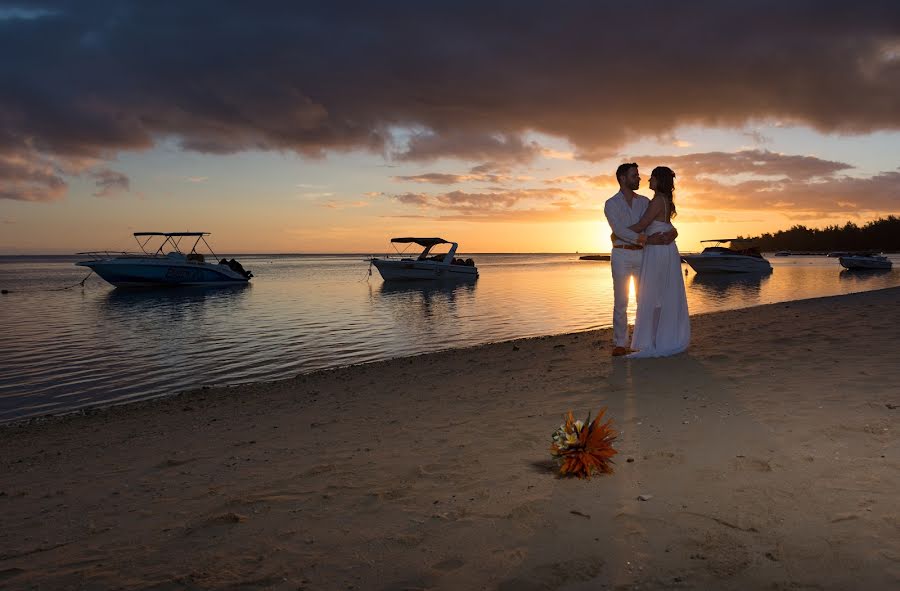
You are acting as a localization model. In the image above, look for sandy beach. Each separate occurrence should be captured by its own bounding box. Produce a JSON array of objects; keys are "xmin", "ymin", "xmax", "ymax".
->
[{"xmin": 2, "ymin": 287, "xmax": 898, "ymax": 590}]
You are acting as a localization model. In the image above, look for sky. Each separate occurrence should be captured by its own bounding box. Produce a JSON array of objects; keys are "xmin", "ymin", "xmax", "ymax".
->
[{"xmin": 1, "ymin": 1, "xmax": 899, "ymax": 254}]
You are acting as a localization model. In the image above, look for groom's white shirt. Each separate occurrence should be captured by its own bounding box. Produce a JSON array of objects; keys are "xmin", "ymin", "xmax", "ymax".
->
[
  {"xmin": 604, "ymin": 191, "xmax": 650, "ymax": 245},
  {"xmin": 604, "ymin": 191, "xmax": 650, "ymax": 347}
]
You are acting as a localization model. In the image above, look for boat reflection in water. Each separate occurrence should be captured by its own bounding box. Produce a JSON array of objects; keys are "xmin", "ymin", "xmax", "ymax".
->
[
  {"xmin": 372, "ymin": 280, "xmax": 479, "ymax": 344},
  {"xmin": 102, "ymin": 282, "xmax": 251, "ymax": 309},
  {"xmin": 688, "ymin": 271, "xmax": 773, "ymax": 310},
  {"xmin": 99, "ymin": 284, "xmax": 251, "ymax": 331},
  {"xmin": 375, "ymin": 280, "xmax": 477, "ymax": 313},
  {"xmin": 839, "ymin": 268, "xmax": 893, "ymax": 282}
]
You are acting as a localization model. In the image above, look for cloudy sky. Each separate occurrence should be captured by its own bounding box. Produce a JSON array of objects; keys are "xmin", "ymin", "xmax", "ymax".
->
[{"xmin": 2, "ymin": 1, "xmax": 899, "ymax": 253}]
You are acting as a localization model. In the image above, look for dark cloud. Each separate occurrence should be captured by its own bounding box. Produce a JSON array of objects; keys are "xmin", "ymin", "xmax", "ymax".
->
[
  {"xmin": 90, "ymin": 167, "xmax": 129, "ymax": 197},
  {"xmin": 2, "ymin": 1, "xmax": 900, "ymax": 199},
  {"xmin": 393, "ymin": 162, "xmax": 521, "ymax": 185},
  {"xmin": 386, "ymin": 187, "xmax": 583, "ymax": 220},
  {"xmin": 682, "ymin": 170, "xmax": 900, "ymax": 215},
  {"xmin": 634, "ymin": 150, "xmax": 852, "ymax": 181},
  {"xmin": 389, "ymin": 151, "xmax": 900, "ymax": 221},
  {"xmin": 0, "ymin": 150, "xmax": 67, "ymax": 202},
  {"xmin": 624, "ymin": 151, "xmax": 900, "ymax": 215},
  {"xmin": 393, "ymin": 192, "xmax": 431, "ymax": 206},
  {"xmin": 395, "ymin": 132, "xmax": 542, "ymax": 163},
  {"xmin": 394, "ymin": 173, "xmax": 465, "ymax": 185}
]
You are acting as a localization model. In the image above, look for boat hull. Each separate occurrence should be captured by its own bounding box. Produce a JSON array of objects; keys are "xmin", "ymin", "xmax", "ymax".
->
[
  {"xmin": 371, "ymin": 259, "xmax": 478, "ymax": 281},
  {"xmin": 682, "ymin": 254, "xmax": 772, "ymax": 274},
  {"xmin": 838, "ymin": 256, "xmax": 892, "ymax": 270},
  {"xmin": 77, "ymin": 259, "xmax": 250, "ymax": 287}
]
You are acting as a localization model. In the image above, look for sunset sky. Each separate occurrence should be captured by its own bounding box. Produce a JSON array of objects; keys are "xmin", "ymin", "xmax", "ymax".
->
[{"xmin": 2, "ymin": 1, "xmax": 899, "ymax": 254}]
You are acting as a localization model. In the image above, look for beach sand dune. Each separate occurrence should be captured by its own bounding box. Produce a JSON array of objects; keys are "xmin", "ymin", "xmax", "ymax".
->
[{"xmin": 2, "ymin": 288, "xmax": 898, "ymax": 590}]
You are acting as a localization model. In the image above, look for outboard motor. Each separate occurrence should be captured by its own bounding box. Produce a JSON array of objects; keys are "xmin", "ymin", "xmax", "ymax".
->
[{"xmin": 224, "ymin": 258, "xmax": 253, "ymax": 279}]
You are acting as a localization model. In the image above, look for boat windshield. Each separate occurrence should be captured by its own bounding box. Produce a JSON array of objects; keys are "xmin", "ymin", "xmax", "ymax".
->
[{"xmin": 415, "ymin": 243, "xmax": 454, "ymax": 261}]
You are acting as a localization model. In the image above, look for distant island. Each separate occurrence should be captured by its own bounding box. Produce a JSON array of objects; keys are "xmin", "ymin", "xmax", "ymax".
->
[
  {"xmin": 739, "ymin": 215, "xmax": 899, "ymax": 252},
  {"xmin": 579, "ymin": 254, "xmax": 611, "ymax": 261}
]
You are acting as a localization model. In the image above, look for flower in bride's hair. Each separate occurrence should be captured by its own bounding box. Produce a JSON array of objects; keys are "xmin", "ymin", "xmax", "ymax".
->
[{"xmin": 549, "ymin": 408, "xmax": 618, "ymax": 479}]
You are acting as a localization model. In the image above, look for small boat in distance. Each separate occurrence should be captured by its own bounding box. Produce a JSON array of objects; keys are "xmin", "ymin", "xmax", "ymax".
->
[
  {"xmin": 77, "ymin": 232, "xmax": 252, "ymax": 288},
  {"xmin": 838, "ymin": 253, "xmax": 892, "ymax": 270},
  {"xmin": 370, "ymin": 237, "xmax": 478, "ymax": 281},
  {"xmin": 682, "ymin": 238, "xmax": 773, "ymax": 274}
]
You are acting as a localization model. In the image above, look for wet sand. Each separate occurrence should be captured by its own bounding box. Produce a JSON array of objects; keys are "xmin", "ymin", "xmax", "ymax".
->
[{"xmin": 2, "ymin": 287, "xmax": 898, "ymax": 590}]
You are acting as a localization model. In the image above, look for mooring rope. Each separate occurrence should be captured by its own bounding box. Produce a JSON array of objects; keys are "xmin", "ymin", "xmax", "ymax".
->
[{"xmin": 0, "ymin": 271, "xmax": 94, "ymax": 295}]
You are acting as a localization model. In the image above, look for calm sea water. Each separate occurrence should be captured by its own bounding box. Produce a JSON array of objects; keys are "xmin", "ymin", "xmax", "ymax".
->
[{"xmin": 2, "ymin": 253, "xmax": 898, "ymax": 422}]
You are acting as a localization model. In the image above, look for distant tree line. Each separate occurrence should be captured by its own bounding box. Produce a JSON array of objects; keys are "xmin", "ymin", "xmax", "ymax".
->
[{"xmin": 739, "ymin": 216, "xmax": 900, "ymax": 252}]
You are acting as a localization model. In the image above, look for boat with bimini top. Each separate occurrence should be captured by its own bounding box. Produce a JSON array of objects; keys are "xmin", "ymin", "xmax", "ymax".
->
[
  {"xmin": 76, "ymin": 232, "xmax": 253, "ymax": 288},
  {"xmin": 682, "ymin": 238, "xmax": 772, "ymax": 274},
  {"xmin": 370, "ymin": 237, "xmax": 478, "ymax": 281}
]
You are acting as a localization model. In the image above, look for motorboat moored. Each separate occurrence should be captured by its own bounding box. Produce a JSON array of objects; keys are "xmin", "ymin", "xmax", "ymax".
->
[
  {"xmin": 682, "ymin": 238, "xmax": 772, "ymax": 274},
  {"xmin": 838, "ymin": 253, "xmax": 892, "ymax": 270},
  {"xmin": 77, "ymin": 232, "xmax": 253, "ymax": 288},
  {"xmin": 370, "ymin": 237, "xmax": 478, "ymax": 281}
]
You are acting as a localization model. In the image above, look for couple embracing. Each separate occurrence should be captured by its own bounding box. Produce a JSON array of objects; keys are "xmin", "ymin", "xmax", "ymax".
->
[{"xmin": 604, "ymin": 163, "xmax": 690, "ymax": 358}]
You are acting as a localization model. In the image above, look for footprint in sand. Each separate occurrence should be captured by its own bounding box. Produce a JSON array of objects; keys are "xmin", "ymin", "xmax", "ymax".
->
[
  {"xmin": 732, "ymin": 457, "xmax": 773, "ymax": 472},
  {"xmin": 155, "ymin": 457, "xmax": 197, "ymax": 469},
  {"xmin": 183, "ymin": 512, "xmax": 247, "ymax": 536},
  {"xmin": 432, "ymin": 557, "xmax": 465, "ymax": 571}
]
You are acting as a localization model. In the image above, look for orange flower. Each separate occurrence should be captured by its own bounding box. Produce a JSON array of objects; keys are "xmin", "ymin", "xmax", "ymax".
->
[{"xmin": 550, "ymin": 408, "xmax": 617, "ymax": 479}]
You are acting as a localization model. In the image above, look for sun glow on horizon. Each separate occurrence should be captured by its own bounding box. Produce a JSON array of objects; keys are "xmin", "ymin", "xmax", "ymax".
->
[{"xmin": 2, "ymin": 124, "xmax": 898, "ymax": 255}]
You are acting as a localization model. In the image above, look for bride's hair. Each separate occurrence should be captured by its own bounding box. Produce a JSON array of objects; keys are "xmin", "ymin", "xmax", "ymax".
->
[{"xmin": 651, "ymin": 166, "xmax": 677, "ymax": 218}]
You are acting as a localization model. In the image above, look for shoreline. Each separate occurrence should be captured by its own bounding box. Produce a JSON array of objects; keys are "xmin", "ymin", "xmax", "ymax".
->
[
  {"xmin": 2, "ymin": 287, "xmax": 898, "ymax": 589},
  {"xmin": 4, "ymin": 285, "xmax": 900, "ymax": 429}
]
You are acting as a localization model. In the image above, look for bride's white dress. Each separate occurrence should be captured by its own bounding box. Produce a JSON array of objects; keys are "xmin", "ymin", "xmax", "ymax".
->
[{"xmin": 628, "ymin": 220, "xmax": 690, "ymax": 357}]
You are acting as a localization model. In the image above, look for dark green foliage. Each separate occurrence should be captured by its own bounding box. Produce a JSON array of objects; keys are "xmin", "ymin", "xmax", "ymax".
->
[{"xmin": 740, "ymin": 216, "xmax": 900, "ymax": 252}]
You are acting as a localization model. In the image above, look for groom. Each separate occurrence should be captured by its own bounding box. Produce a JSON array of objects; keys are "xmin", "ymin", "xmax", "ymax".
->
[{"xmin": 604, "ymin": 163, "xmax": 677, "ymax": 356}]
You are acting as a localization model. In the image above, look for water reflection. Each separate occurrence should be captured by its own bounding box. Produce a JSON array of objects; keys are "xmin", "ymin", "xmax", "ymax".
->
[
  {"xmin": 102, "ymin": 284, "xmax": 250, "ymax": 312},
  {"xmin": 100, "ymin": 284, "xmax": 248, "ymax": 324},
  {"xmin": 377, "ymin": 279, "xmax": 477, "ymax": 301},
  {"xmin": 365, "ymin": 281, "xmax": 478, "ymax": 351},
  {"xmin": 375, "ymin": 280, "xmax": 476, "ymax": 322},
  {"xmin": 688, "ymin": 272, "xmax": 772, "ymax": 305},
  {"xmin": 4, "ymin": 253, "xmax": 900, "ymax": 422},
  {"xmin": 839, "ymin": 268, "xmax": 893, "ymax": 283}
]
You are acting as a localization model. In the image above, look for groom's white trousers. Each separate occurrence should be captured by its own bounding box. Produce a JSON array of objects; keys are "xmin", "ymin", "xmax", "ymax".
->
[{"xmin": 611, "ymin": 248, "xmax": 643, "ymax": 347}]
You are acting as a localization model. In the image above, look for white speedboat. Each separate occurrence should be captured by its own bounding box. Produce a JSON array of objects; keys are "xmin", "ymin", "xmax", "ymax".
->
[
  {"xmin": 682, "ymin": 239, "xmax": 772, "ymax": 274},
  {"xmin": 370, "ymin": 237, "xmax": 478, "ymax": 281},
  {"xmin": 77, "ymin": 232, "xmax": 253, "ymax": 287},
  {"xmin": 838, "ymin": 253, "xmax": 892, "ymax": 270}
]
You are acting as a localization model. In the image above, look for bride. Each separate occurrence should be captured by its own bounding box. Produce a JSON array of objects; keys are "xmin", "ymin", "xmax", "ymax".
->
[{"xmin": 626, "ymin": 166, "xmax": 690, "ymax": 357}]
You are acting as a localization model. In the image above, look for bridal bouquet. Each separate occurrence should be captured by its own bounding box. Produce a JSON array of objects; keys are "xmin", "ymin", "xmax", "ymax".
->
[{"xmin": 550, "ymin": 408, "xmax": 618, "ymax": 479}]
